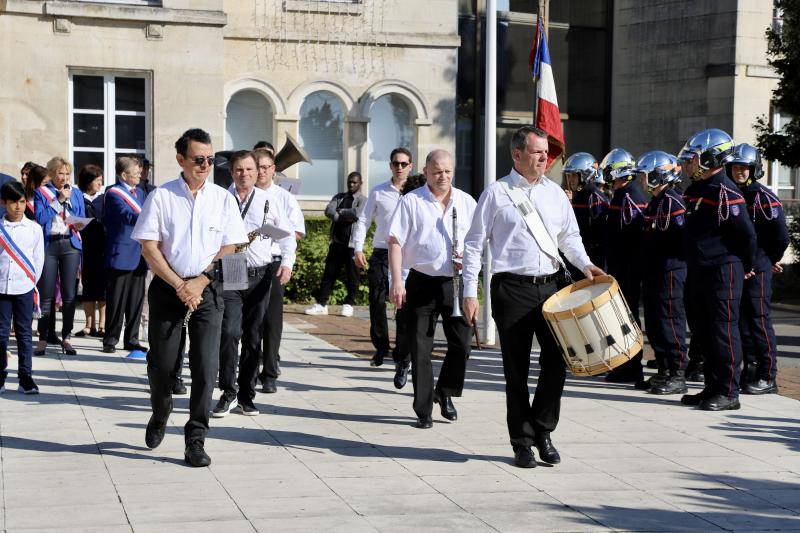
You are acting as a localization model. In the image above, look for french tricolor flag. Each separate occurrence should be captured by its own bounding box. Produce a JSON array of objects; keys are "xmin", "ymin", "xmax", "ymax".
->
[{"xmin": 529, "ymin": 17, "xmax": 565, "ymax": 171}]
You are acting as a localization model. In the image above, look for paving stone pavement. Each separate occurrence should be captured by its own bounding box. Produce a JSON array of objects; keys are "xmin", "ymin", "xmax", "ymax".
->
[{"xmin": 1, "ymin": 321, "xmax": 799, "ymax": 532}]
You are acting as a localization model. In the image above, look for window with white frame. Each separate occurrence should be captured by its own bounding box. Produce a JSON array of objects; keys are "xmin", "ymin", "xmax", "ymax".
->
[
  {"xmin": 72, "ymin": 1, "xmax": 162, "ymax": 6},
  {"xmin": 770, "ymin": 110, "xmax": 799, "ymax": 201},
  {"xmin": 367, "ymin": 94, "xmax": 416, "ymax": 184},
  {"xmin": 69, "ymin": 72, "xmax": 151, "ymax": 185},
  {"xmin": 297, "ymin": 91, "xmax": 345, "ymax": 198}
]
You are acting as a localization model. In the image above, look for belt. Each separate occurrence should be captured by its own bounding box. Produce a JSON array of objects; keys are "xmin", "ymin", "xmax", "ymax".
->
[
  {"xmin": 248, "ymin": 265, "xmax": 269, "ymax": 277},
  {"xmin": 272, "ymin": 255, "xmax": 282, "ymax": 262},
  {"xmin": 49, "ymin": 234, "xmax": 71, "ymax": 241},
  {"xmin": 371, "ymin": 248, "xmax": 388, "ymax": 256},
  {"xmin": 494, "ymin": 271, "xmax": 560, "ymax": 285},
  {"xmin": 409, "ymin": 269, "xmax": 455, "ymax": 282}
]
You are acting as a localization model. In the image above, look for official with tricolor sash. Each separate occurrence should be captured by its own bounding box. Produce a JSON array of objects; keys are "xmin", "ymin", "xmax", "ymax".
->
[{"xmin": 101, "ymin": 156, "xmax": 148, "ymax": 354}]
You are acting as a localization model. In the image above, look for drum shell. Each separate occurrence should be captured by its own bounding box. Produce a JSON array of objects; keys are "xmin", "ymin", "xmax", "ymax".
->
[{"xmin": 542, "ymin": 275, "xmax": 643, "ymax": 376}]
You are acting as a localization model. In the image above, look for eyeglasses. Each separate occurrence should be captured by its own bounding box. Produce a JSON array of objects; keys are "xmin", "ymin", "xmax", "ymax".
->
[
  {"xmin": 189, "ymin": 156, "xmax": 215, "ymax": 166},
  {"xmin": 390, "ymin": 161, "xmax": 410, "ymax": 169},
  {"xmin": 258, "ymin": 164, "xmax": 275, "ymax": 171}
]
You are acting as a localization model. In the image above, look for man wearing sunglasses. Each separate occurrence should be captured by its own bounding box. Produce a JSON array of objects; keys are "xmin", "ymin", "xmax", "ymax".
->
[
  {"xmin": 350, "ymin": 148, "xmax": 413, "ymax": 386},
  {"xmin": 132, "ymin": 128, "xmax": 248, "ymax": 467}
]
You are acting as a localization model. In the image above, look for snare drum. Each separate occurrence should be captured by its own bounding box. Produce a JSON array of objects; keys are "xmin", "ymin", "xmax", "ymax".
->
[{"xmin": 542, "ymin": 275, "xmax": 643, "ymax": 376}]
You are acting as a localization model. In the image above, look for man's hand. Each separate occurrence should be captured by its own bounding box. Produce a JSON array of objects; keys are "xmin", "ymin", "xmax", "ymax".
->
[
  {"xmin": 745, "ymin": 269, "xmax": 756, "ymax": 280},
  {"xmin": 177, "ymin": 276, "xmax": 207, "ymax": 306},
  {"xmin": 583, "ymin": 264, "xmax": 605, "ymax": 281},
  {"xmin": 390, "ymin": 283, "xmax": 406, "ymax": 309},
  {"xmin": 453, "ymin": 252, "xmax": 463, "ymax": 272},
  {"xmin": 463, "ymin": 296, "xmax": 479, "ymax": 325},
  {"xmin": 773, "ymin": 263, "xmax": 784, "ymax": 274},
  {"xmin": 185, "ymin": 295, "xmax": 203, "ymax": 312},
  {"xmin": 58, "ymin": 186, "xmax": 70, "ymax": 203},
  {"xmin": 354, "ymin": 251, "xmax": 367, "ymax": 269},
  {"xmin": 71, "ymin": 222, "xmax": 86, "ymax": 231},
  {"xmin": 277, "ymin": 266, "xmax": 292, "ymax": 285}
]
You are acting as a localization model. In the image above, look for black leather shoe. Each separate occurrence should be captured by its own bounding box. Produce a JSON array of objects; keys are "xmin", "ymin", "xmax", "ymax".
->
[
  {"xmin": 651, "ymin": 375, "xmax": 688, "ymax": 395},
  {"xmin": 743, "ymin": 379, "xmax": 778, "ymax": 395},
  {"xmin": 681, "ymin": 389, "xmax": 709, "ymax": 406},
  {"xmin": 124, "ymin": 344, "xmax": 149, "ymax": 352},
  {"xmin": 370, "ymin": 350, "xmax": 386, "ymax": 367},
  {"xmin": 102, "ymin": 345, "xmax": 116, "ymax": 353},
  {"xmin": 433, "ymin": 389, "xmax": 457, "ymax": 421},
  {"xmin": 145, "ymin": 416, "xmax": 167, "ymax": 449},
  {"xmin": 634, "ymin": 372, "xmax": 667, "ymax": 391},
  {"xmin": 394, "ymin": 363, "xmax": 409, "ymax": 389},
  {"xmin": 172, "ymin": 378, "xmax": 188, "ymax": 395},
  {"xmin": 534, "ymin": 435, "xmax": 561, "ymax": 464},
  {"xmin": 415, "ymin": 415, "xmax": 433, "ymax": 429},
  {"xmin": 61, "ymin": 341, "xmax": 77, "ymax": 356},
  {"xmin": 645, "ymin": 359, "xmax": 659, "ymax": 369},
  {"xmin": 513, "ymin": 446, "xmax": 537, "ymax": 468},
  {"xmin": 261, "ymin": 378, "xmax": 277, "ymax": 394},
  {"xmin": 686, "ymin": 362, "xmax": 705, "ymax": 383},
  {"xmin": 184, "ymin": 441, "xmax": 211, "ymax": 467},
  {"xmin": 699, "ymin": 394, "xmax": 741, "ymax": 411}
]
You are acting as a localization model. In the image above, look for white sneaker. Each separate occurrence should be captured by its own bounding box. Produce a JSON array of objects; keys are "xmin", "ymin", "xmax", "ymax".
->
[
  {"xmin": 304, "ymin": 304, "xmax": 328, "ymax": 316},
  {"xmin": 340, "ymin": 304, "xmax": 354, "ymax": 317}
]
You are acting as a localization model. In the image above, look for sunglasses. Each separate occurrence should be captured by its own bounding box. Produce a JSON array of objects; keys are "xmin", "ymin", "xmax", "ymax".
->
[
  {"xmin": 189, "ymin": 156, "xmax": 215, "ymax": 166},
  {"xmin": 390, "ymin": 161, "xmax": 410, "ymax": 169}
]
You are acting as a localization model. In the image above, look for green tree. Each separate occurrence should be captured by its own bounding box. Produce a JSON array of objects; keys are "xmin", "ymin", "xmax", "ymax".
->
[{"xmin": 755, "ymin": 0, "xmax": 800, "ymax": 167}]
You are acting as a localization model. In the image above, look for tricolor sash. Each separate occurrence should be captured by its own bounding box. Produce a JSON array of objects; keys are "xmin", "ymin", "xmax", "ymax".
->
[
  {"xmin": 0, "ymin": 223, "xmax": 41, "ymax": 317},
  {"xmin": 38, "ymin": 185, "xmax": 81, "ymax": 241},
  {"xmin": 107, "ymin": 184, "xmax": 142, "ymax": 214}
]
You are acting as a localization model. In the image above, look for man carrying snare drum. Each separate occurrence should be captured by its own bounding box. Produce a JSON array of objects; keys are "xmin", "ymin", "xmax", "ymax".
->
[{"xmin": 463, "ymin": 126, "xmax": 604, "ymax": 469}]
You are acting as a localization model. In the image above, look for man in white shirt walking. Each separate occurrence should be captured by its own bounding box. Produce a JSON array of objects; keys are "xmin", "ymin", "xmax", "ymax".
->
[
  {"xmin": 253, "ymin": 149, "xmax": 304, "ymax": 394},
  {"xmin": 389, "ymin": 149, "xmax": 476, "ymax": 429},
  {"xmin": 462, "ymin": 126, "xmax": 604, "ymax": 469},
  {"xmin": 351, "ymin": 148, "xmax": 413, "ymax": 383},
  {"xmin": 132, "ymin": 128, "xmax": 248, "ymax": 467}
]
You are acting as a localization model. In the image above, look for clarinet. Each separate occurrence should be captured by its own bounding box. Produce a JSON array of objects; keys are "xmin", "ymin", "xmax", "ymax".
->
[{"xmin": 451, "ymin": 206, "xmax": 463, "ymax": 318}]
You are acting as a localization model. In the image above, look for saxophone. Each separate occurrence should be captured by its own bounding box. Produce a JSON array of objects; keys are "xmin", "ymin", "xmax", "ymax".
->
[{"xmin": 236, "ymin": 199, "xmax": 270, "ymax": 252}]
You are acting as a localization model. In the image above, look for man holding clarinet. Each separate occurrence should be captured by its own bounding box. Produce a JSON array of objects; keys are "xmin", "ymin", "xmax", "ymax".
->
[{"xmin": 388, "ymin": 149, "xmax": 476, "ymax": 429}]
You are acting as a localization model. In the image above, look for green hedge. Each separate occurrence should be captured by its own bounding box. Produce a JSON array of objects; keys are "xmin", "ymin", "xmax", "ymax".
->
[{"xmin": 285, "ymin": 216, "xmax": 374, "ymax": 305}]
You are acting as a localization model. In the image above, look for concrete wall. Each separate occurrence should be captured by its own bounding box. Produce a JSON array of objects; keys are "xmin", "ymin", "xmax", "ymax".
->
[
  {"xmin": 611, "ymin": 0, "xmax": 741, "ymax": 157},
  {"xmin": 0, "ymin": 0, "xmax": 226, "ymax": 184}
]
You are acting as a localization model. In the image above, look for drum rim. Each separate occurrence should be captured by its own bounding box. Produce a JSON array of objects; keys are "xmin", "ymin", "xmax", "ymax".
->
[
  {"xmin": 542, "ymin": 274, "xmax": 620, "ymax": 320},
  {"xmin": 566, "ymin": 337, "xmax": 644, "ymax": 376}
]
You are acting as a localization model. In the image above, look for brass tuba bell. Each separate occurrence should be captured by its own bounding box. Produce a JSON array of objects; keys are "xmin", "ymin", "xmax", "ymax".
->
[{"xmin": 274, "ymin": 132, "xmax": 313, "ymax": 172}]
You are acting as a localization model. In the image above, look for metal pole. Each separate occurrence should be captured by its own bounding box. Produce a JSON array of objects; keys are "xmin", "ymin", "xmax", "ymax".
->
[{"xmin": 482, "ymin": 0, "xmax": 497, "ymax": 345}]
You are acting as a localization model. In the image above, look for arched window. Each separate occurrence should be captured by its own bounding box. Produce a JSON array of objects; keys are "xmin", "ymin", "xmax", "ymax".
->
[
  {"xmin": 368, "ymin": 94, "xmax": 416, "ymax": 183},
  {"xmin": 225, "ymin": 90, "xmax": 273, "ymax": 150},
  {"xmin": 298, "ymin": 91, "xmax": 345, "ymax": 198}
]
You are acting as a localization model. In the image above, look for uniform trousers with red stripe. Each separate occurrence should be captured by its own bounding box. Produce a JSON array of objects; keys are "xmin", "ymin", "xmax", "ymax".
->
[
  {"xmin": 740, "ymin": 269, "xmax": 778, "ymax": 382},
  {"xmin": 690, "ymin": 261, "xmax": 745, "ymax": 399},
  {"xmin": 643, "ymin": 267, "xmax": 688, "ymax": 374}
]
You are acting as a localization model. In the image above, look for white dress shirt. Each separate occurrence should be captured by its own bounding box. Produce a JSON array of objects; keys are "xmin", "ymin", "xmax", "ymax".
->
[
  {"xmin": 131, "ymin": 176, "xmax": 248, "ymax": 278},
  {"xmin": 0, "ymin": 216, "xmax": 45, "ymax": 295},
  {"xmin": 462, "ymin": 169, "xmax": 592, "ymax": 298},
  {"xmin": 261, "ymin": 182, "xmax": 304, "ymax": 268},
  {"xmin": 389, "ymin": 184, "xmax": 477, "ymax": 277},
  {"xmin": 350, "ymin": 178, "xmax": 402, "ymax": 252},
  {"xmin": 228, "ymin": 185, "xmax": 297, "ymax": 269}
]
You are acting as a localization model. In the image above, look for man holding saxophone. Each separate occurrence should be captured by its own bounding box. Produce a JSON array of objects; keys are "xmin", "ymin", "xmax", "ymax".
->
[
  {"xmin": 213, "ymin": 150, "xmax": 295, "ymax": 418},
  {"xmin": 388, "ymin": 149, "xmax": 476, "ymax": 429},
  {"xmin": 462, "ymin": 126, "xmax": 603, "ymax": 469}
]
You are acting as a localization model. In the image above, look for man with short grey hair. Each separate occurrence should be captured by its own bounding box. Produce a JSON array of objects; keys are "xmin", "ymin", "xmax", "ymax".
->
[{"xmin": 463, "ymin": 126, "xmax": 604, "ymax": 468}]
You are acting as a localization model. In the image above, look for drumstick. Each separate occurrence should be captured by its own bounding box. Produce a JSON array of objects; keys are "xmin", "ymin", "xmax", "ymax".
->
[{"xmin": 472, "ymin": 319, "xmax": 482, "ymax": 351}]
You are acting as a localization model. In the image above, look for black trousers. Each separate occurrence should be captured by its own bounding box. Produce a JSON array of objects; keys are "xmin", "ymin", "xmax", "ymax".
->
[
  {"xmin": 643, "ymin": 267, "xmax": 688, "ymax": 373},
  {"xmin": 219, "ymin": 266, "xmax": 272, "ymax": 402},
  {"xmin": 491, "ymin": 274, "xmax": 566, "ymax": 448},
  {"xmin": 146, "ymin": 276, "xmax": 224, "ymax": 445},
  {"xmin": 37, "ymin": 237, "xmax": 81, "ymax": 340},
  {"xmin": 259, "ymin": 258, "xmax": 283, "ymax": 382},
  {"xmin": 103, "ymin": 260, "xmax": 146, "ymax": 348},
  {"xmin": 317, "ymin": 242, "xmax": 359, "ymax": 306},
  {"xmin": 606, "ymin": 255, "xmax": 643, "ymax": 374},
  {"xmin": 684, "ymin": 272, "xmax": 704, "ymax": 370},
  {"xmin": 368, "ymin": 248, "xmax": 410, "ymax": 364},
  {"xmin": 740, "ymin": 269, "xmax": 778, "ymax": 381},
  {"xmin": 0, "ymin": 291, "xmax": 34, "ymax": 380},
  {"xmin": 691, "ymin": 262, "xmax": 745, "ymax": 399},
  {"xmin": 405, "ymin": 270, "xmax": 470, "ymax": 418}
]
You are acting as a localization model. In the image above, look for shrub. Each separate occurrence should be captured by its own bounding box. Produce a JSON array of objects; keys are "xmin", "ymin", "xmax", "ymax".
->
[{"xmin": 285, "ymin": 216, "xmax": 374, "ymax": 305}]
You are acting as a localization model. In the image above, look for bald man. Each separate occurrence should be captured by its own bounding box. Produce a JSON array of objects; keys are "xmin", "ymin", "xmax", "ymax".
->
[{"xmin": 388, "ymin": 150, "xmax": 477, "ymax": 429}]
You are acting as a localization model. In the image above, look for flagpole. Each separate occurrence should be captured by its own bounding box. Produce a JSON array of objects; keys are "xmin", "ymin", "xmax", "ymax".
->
[
  {"xmin": 482, "ymin": 0, "xmax": 497, "ymax": 346},
  {"xmin": 533, "ymin": 1, "xmax": 544, "ymax": 125}
]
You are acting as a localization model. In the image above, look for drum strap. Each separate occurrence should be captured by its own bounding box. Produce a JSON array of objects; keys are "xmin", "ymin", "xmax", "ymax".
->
[{"xmin": 498, "ymin": 177, "xmax": 565, "ymax": 271}]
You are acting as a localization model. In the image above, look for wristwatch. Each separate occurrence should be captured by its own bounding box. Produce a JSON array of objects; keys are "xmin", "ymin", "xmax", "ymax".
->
[{"xmin": 202, "ymin": 269, "xmax": 216, "ymax": 282}]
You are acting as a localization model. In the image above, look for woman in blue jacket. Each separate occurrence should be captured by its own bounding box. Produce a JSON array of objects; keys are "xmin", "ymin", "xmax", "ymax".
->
[{"xmin": 33, "ymin": 157, "xmax": 87, "ymax": 356}]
